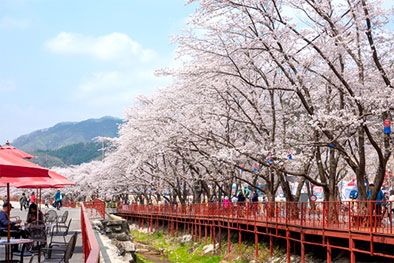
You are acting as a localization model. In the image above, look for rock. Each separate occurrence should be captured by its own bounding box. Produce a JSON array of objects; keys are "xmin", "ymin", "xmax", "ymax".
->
[
  {"xmin": 92, "ymin": 220, "xmax": 104, "ymax": 230},
  {"xmin": 202, "ymin": 244, "xmax": 217, "ymax": 254},
  {"xmin": 123, "ymin": 241, "xmax": 136, "ymax": 253},
  {"xmin": 123, "ymin": 253, "xmax": 136, "ymax": 263},
  {"xmin": 109, "ymin": 233, "xmax": 131, "ymax": 241},
  {"xmin": 106, "ymin": 220, "xmax": 124, "ymax": 226},
  {"xmin": 249, "ymin": 260, "xmax": 256, "ymax": 263},
  {"xmin": 100, "ymin": 218, "xmax": 136, "ymax": 263},
  {"xmin": 110, "ymin": 214, "xmax": 125, "ymax": 221},
  {"xmin": 112, "ymin": 225, "xmax": 123, "ymax": 232},
  {"xmin": 180, "ymin": 234, "xmax": 192, "ymax": 243}
]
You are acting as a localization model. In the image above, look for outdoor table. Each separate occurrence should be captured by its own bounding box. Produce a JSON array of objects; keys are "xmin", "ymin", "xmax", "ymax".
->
[
  {"xmin": 0, "ymin": 238, "xmax": 33, "ymax": 262},
  {"xmin": 20, "ymin": 224, "xmax": 49, "ymax": 261}
]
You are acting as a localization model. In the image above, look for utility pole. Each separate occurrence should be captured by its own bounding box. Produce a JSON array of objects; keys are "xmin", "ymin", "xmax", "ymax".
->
[
  {"xmin": 45, "ymin": 141, "xmax": 49, "ymax": 167},
  {"xmin": 102, "ymin": 140, "xmax": 104, "ymax": 160}
]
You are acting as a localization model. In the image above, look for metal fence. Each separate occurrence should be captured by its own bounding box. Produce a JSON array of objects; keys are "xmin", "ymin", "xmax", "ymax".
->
[
  {"xmin": 81, "ymin": 202, "xmax": 101, "ymax": 263},
  {"xmin": 119, "ymin": 200, "xmax": 393, "ymax": 235},
  {"xmin": 118, "ymin": 200, "xmax": 394, "ymax": 263}
]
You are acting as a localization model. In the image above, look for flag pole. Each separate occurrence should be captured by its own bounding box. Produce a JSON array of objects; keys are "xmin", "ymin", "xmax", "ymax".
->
[{"xmin": 7, "ymin": 183, "xmax": 10, "ymax": 263}]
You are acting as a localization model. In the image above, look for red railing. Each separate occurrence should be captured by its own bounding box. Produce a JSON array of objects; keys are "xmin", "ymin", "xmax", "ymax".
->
[
  {"xmin": 81, "ymin": 202, "xmax": 100, "ymax": 263},
  {"xmin": 83, "ymin": 199, "xmax": 106, "ymax": 219},
  {"xmin": 118, "ymin": 200, "xmax": 393, "ymax": 235}
]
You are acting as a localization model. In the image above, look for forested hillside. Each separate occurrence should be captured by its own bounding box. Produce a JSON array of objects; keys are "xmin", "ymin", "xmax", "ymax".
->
[{"xmin": 13, "ymin": 116, "xmax": 121, "ymax": 151}]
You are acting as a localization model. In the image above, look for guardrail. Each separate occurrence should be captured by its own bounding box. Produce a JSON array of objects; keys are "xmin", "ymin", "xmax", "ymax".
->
[
  {"xmin": 118, "ymin": 200, "xmax": 394, "ymax": 263},
  {"xmin": 119, "ymin": 200, "xmax": 393, "ymax": 235},
  {"xmin": 83, "ymin": 199, "xmax": 106, "ymax": 219},
  {"xmin": 81, "ymin": 202, "xmax": 101, "ymax": 263}
]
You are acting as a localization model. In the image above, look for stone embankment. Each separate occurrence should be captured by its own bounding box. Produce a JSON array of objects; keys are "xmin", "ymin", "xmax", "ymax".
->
[{"xmin": 93, "ymin": 214, "xmax": 136, "ymax": 262}]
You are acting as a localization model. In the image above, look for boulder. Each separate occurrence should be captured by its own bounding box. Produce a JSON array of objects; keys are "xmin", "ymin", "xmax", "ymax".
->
[
  {"xmin": 202, "ymin": 244, "xmax": 217, "ymax": 254},
  {"xmin": 91, "ymin": 220, "xmax": 104, "ymax": 230},
  {"xmin": 109, "ymin": 214, "xmax": 125, "ymax": 221},
  {"xmin": 106, "ymin": 220, "xmax": 124, "ymax": 227},
  {"xmin": 123, "ymin": 241, "xmax": 136, "ymax": 253},
  {"xmin": 110, "ymin": 233, "xmax": 131, "ymax": 242},
  {"xmin": 99, "ymin": 217, "xmax": 136, "ymax": 263},
  {"xmin": 180, "ymin": 234, "xmax": 192, "ymax": 243}
]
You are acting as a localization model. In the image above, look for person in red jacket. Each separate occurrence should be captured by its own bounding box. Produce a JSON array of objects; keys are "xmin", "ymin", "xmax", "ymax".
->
[{"xmin": 30, "ymin": 192, "xmax": 36, "ymax": 204}]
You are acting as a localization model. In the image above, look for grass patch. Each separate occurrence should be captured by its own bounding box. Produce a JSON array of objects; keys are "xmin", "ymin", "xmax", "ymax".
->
[
  {"xmin": 131, "ymin": 230, "xmax": 223, "ymax": 263},
  {"xmin": 136, "ymin": 253, "xmax": 154, "ymax": 263},
  {"xmin": 131, "ymin": 229, "xmax": 280, "ymax": 263}
]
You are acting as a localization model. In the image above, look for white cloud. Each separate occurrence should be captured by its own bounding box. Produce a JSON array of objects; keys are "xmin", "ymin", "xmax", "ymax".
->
[
  {"xmin": 45, "ymin": 32, "xmax": 156, "ymax": 64},
  {"xmin": 0, "ymin": 16, "xmax": 29, "ymax": 29},
  {"xmin": 75, "ymin": 70, "xmax": 171, "ymax": 106}
]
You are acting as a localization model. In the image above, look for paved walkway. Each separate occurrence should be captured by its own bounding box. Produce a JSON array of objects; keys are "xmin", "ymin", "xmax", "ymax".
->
[{"xmin": 0, "ymin": 201, "xmax": 83, "ymax": 263}]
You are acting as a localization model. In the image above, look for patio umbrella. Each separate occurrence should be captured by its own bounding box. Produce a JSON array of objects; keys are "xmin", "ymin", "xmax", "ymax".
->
[
  {"xmin": 0, "ymin": 151, "xmax": 49, "ymax": 260},
  {"xmin": 12, "ymin": 171, "xmax": 75, "ymax": 223},
  {"xmin": 10, "ymin": 171, "xmax": 75, "ymax": 188},
  {"xmin": 0, "ymin": 152, "xmax": 47, "ymax": 178},
  {"xmin": 0, "ymin": 141, "xmax": 35, "ymax": 159}
]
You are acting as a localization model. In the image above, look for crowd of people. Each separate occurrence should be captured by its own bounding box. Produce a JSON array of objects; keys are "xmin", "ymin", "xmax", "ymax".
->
[
  {"xmin": 366, "ymin": 184, "xmax": 394, "ymax": 219},
  {"xmin": 0, "ymin": 190, "xmax": 65, "ymax": 238}
]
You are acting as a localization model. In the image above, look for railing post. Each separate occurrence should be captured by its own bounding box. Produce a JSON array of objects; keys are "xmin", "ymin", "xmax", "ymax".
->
[
  {"xmin": 348, "ymin": 201, "xmax": 351, "ymax": 232},
  {"xmin": 81, "ymin": 202, "xmax": 100, "ymax": 263},
  {"xmin": 322, "ymin": 202, "xmax": 325, "ymax": 229},
  {"xmin": 227, "ymin": 223, "xmax": 231, "ymax": 254}
]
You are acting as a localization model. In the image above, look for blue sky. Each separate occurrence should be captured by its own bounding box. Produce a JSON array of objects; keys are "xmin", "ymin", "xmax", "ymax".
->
[
  {"xmin": 0, "ymin": 0, "xmax": 197, "ymax": 143},
  {"xmin": 0, "ymin": 0, "xmax": 392, "ymax": 144}
]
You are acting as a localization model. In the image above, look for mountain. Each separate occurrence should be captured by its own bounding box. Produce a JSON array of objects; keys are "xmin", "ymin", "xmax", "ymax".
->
[
  {"xmin": 30, "ymin": 142, "xmax": 108, "ymax": 167},
  {"xmin": 12, "ymin": 116, "xmax": 122, "ymax": 151}
]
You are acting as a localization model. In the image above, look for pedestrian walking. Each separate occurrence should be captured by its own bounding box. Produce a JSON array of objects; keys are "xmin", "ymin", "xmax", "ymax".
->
[
  {"xmin": 367, "ymin": 184, "xmax": 384, "ymax": 214},
  {"xmin": 237, "ymin": 192, "xmax": 246, "ymax": 203},
  {"xmin": 251, "ymin": 191, "xmax": 259, "ymax": 213},
  {"xmin": 54, "ymin": 190, "xmax": 63, "ymax": 210},
  {"xmin": 389, "ymin": 190, "xmax": 394, "ymax": 215},
  {"xmin": 382, "ymin": 192, "xmax": 391, "ymax": 221},
  {"xmin": 19, "ymin": 193, "xmax": 27, "ymax": 211},
  {"xmin": 223, "ymin": 196, "xmax": 230, "ymax": 208},
  {"xmin": 30, "ymin": 192, "xmax": 36, "ymax": 204}
]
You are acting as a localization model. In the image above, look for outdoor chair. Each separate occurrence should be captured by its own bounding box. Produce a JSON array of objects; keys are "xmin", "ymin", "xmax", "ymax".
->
[
  {"xmin": 55, "ymin": 212, "xmax": 68, "ymax": 231},
  {"xmin": 43, "ymin": 211, "xmax": 57, "ymax": 233},
  {"xmin": 28, "ymin": 232, "xmax": 76, "ymax": 263},
  {"xmin": 49, "ymin": 219, "xmax": 72, "ymax": 246},
  {"xmin": 44, "ymin": 211, "xmax": 57, "ymax": 225},
  {"xmin": 45, "ymin": 232, "xmax": 77, "ymax": 260},
  {"xmin": 12, "ymin": 228, "xmax": 47, "ymax": 262}
]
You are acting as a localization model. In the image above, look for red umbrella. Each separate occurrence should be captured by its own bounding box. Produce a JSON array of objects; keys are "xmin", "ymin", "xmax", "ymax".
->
[
  {"xmin": 0, "ymin": 152, "xmax": 47, "ymax": 178},
  {"xmin": 0, "ymin": 141, "xmax": 35, "ymax": 159},
  {"xmin": 11, "ymin": 171, "xmax": 75, "ymax": 229},
  {"xmin": 11, "ymin": 171, "xmax": 75, "ymax": 188},
  {"xmin": 0, "ymin": 151, "xmax": 49, "ymax": 259}
]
